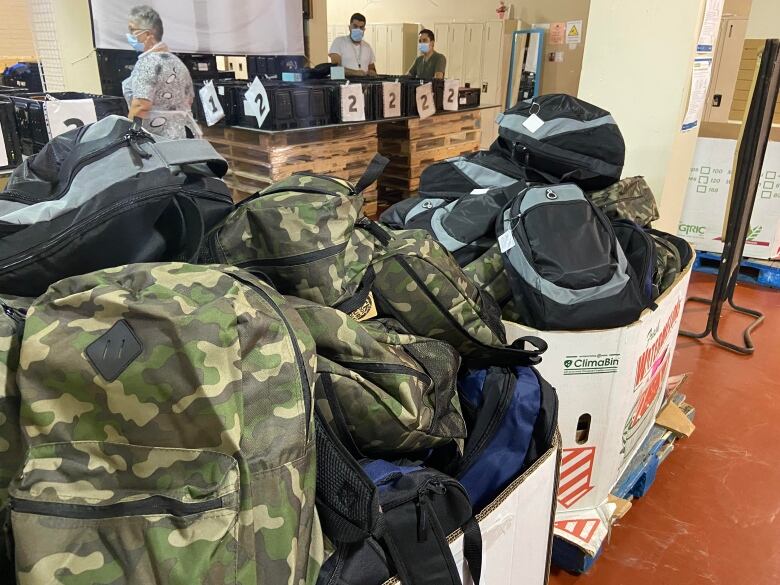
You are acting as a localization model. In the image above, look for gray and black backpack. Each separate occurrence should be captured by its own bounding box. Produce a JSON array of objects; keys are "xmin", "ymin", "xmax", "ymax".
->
[{"xmin": 497, "ymin": 184, "xmax": 647, "ymax": 330}]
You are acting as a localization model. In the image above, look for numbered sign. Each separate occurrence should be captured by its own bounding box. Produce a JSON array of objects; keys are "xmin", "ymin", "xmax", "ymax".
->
[
  {"xmin": 382, "ymin": 81, "xmax": 402, "ymax": 118},
  {"xmin": 416, "ymin": 83, "xmax": 435, "ymax": 120},
  {"xmin": 244, "ymin": 77, "xmax": 271, "ymax": 128},
  {"xmin": 340, "ymin": 83, "xmax": 365, "ymax": 123},
  {"xmin": 0, "ymin": 118, "xmax": 7, "ymax": 168},
  {"xmin": 43, "ymin": 99, "xmax": 97, "ymax": 139},
  {"xmin": 443, "ymin": 79, "xmax": 460, "ymax": 112},
  {"xmin": 198, "ymin": 81, "xmax": 225, "ymax": 126}
]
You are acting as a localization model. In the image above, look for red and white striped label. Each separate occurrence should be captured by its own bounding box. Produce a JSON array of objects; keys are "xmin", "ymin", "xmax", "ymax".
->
[
  {"xmin": 558, "ymin": 447, "xmax": 596, "ymax": 509},
  {"xmin": 555, "ymin": 518, "xmax": 600, "ymax": 544}
]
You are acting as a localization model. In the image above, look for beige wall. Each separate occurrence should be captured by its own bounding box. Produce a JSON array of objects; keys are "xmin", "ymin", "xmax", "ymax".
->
[
  {"xmin": 53, "ymin": 0, "xmax": 102, "ymax": 93},
  {"xmin": 746, "ymin": 0, "xmax": 780, "ymax": 38},
  {"xmin": 307, "ymin": 0, "xmax": 330, "ymax": 65},
  {"xmin": 578, "ymin": 0, "xmax": 707, "ymax": 232},
  {"xmin": 0, "ymin": 0, "xmax": 35, "ymax": 67},
  {"xmin": 326, "ymin": 0, "xmax": 590, "ymax": 94}
]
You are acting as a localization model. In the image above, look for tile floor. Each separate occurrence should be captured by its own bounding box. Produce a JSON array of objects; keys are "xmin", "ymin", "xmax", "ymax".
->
[{"xmin": 549, "ymin": 272, "xmax": 780, "ymax": 585}]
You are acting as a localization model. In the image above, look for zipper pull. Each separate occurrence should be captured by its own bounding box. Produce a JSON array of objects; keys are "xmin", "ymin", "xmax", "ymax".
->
[
  {"xmin": 416, "ymin": 496, "xmax": 428, "ymax": 542},
  {"xmin": 126, "ymin": 119, "xmax": 152, "ymax": 159},
  {"xmin": 1, "ymin": 300, "xmax": 26, "ymax": 330}
]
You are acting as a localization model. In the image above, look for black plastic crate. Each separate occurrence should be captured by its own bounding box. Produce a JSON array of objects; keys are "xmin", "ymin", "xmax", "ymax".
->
[
  {"xmin": 192, "ymin": 79, "xmax": 247, "ymax": 126},
  {"xmin": 230, "ymin": 82, "xmax": 332, "ymax": 130},
  {"xmin": 8, "ymin": 92, "xmax": 128, "ymax": 155},
  {"xmin": 96, "ymin": 49, "xmax": 137, "ymax": 95},
  {"xmin": 0, "ymin": 85, "xmax": 31, "ymax": 97},
  {"xmin": 1, "ymin": 62, "xmax": 43, "ymax": 93},
  {"xmin": 458, "ymin": 87, "xmax": 481, "ymax": 109},
  {"xmin": 177, "ymin": 53, "xmax": 218, "ymax": 77},
  {"xmin": 316, "ymin": 80, "xmax": 382, "ymax": 122},
  {"xmin": 0, "ymin": 99, "xmax": 23, "ymax": 169},
  {"xmin": 246, "ymin": 55, "xmax": 306, "ymax": 80}
]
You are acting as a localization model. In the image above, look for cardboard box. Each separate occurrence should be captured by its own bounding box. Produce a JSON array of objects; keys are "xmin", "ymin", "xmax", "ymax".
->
[
  {"xmin": 678, "ymin": 135, "xmax": 780, "ymax": 259},
  {"xmin": 502, "ymin": 263, "xmax": 692, "ymax": 551},
  {"xmin": 386, "ymin": 433, "xmax": 560, "ymax": 585}
]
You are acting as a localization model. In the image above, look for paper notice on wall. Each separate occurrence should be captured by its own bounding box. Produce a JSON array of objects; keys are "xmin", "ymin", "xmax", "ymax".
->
[
  {"xmin": 44, "ymin": 99, "xmax": 98, "ymax": 139},
  {"xmin": 565, "ymin": 20, "xmax": 582, "ymax": 44},
  {"xmin": 550, "ymin": 22, "xmax": 566, "ymax": 45},
  {"xmin": 682, "ymin": 58, "xmax": 713, "ymax": 132},
  {"xmin": 697, "ymin": 0, "xmax": 725, "ymax": 53}
]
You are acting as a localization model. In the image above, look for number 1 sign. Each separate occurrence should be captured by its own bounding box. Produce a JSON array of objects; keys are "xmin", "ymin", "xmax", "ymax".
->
[
  {"xmin": 340, "ymin": 83, "xmax": 366, "ymax": 122},
  {"xmin": 198, "ymin": 80, "xmax": 225, "ymax": 126}
]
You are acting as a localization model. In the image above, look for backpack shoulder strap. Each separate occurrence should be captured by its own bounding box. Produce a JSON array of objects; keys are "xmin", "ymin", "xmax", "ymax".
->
[{"xmin": 354, "ymin": 154, "xmax": 389, "ymax": 194}]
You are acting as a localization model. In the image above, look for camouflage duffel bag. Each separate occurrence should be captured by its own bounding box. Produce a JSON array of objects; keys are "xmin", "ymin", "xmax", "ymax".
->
[
  {"xmin": 8, "ymin": 263, "xmax": 323, "ymax": 585},
  {"xmin": 359, "ymin": 220, "xmax": 546, "ymax": 366},
  {"xmin": 201, "ymin": 155, "xmax": 388, "ymax": 310},
  {"xmin": 290, "ymin": 297, "xmax": 466, "ymax": 458},
  {"xmin": 0, "ymin": 296, "xmax": 30, "ymax": 581},
  {"xmin": 586, "ymin": 176, "xmax": 660, "ymax": 228}
]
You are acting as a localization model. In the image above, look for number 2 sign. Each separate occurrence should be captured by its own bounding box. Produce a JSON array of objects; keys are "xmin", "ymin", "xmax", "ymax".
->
[
  {"xmin": 244, "ymin": 77, "xmax": 271, "ymax": 128},
  {"xmin": 382, "ymin": 82, "xmax": 402, "ymax": 118},
  {"xmin": 340, "ymin": 83, "xmax": 366, "ymax": 122},
  {"xmin": 416, "ymin": 83, "xmax": 435, "ymax": 120},
  {"xmin": 443, "ymin": 79, "xmax": 460, "ymax": 112},
  {"xmin": 43, "ymin": 99, "xmax": 97, "ymax": 139}
]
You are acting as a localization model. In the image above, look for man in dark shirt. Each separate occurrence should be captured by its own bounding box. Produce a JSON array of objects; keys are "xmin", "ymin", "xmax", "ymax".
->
[{"xmin": 408, "ymin": 29, "xmax": 446, "ymax": 79}]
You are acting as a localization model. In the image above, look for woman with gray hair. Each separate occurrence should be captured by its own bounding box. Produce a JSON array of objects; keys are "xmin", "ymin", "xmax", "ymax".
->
[{"xmin": 122, "ymin": 5, "xmax": 199, "ymax": 139}]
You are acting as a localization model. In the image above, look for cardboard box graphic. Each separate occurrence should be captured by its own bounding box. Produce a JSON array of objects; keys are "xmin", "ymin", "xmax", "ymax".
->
[
  {"xmin": 679, "ymin": 137, "xmax": 780, "ymax": 259},
  {"xmin": 503, "ymin": 263, "xmax": 692, "ymax": 517}
]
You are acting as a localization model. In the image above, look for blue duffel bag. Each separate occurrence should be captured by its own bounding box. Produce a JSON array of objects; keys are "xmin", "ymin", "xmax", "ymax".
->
[{"xmin": 454, "ymin": 366, "xmax": 558, "ymax": 512}]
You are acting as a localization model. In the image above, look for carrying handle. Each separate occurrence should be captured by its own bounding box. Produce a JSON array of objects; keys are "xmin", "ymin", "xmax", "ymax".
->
[{"xmin": 354, "ymin": 153, "xmax": 390, "ymax": 194}]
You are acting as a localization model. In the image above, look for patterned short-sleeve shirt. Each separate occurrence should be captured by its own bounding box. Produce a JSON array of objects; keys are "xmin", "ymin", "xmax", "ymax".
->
[{"xmin": 127, "ymin": 51, "xmax": 197, "ymax": 140}]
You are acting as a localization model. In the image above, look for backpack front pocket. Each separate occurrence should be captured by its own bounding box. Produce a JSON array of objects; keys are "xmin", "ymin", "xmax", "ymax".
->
[{"xmin": 9, "ymin": 442, "xmax": 240, "ymax": 585}]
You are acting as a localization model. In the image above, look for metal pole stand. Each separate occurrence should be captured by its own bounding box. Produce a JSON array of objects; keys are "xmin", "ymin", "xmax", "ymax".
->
[{"xmin": 680, "ymin": 38, "xmax": 779, "ymax": 355}]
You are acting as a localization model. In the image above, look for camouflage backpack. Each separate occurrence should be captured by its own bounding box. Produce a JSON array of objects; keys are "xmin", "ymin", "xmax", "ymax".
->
[
  {"xmin": 201, "ymin": 155, "xmax": 388, "ymax": 312},
  {"xmin": 0, "ymin": 296, "xmax": 29, "ymax": 581},
  {"xmin": 646, "ymin": 228, "xmax": 693, "ymax": 297},
  {"xmin": 290, "ymin": 297, "xmax": 466, "ymax": 458},
  {"xmin": 461, "ymin": 243, "xmax": 525, "ymax": 323},
  {"xmin": 359, "ymin": 220, "xmax": 546, "ymax": 366},
  {"xmin": 587, "ymin": 176, "xmax": 660, "ymax": 227},
  {"xmin": 8, "ymin": 263, "xmax": 323, "ymax": 585}
]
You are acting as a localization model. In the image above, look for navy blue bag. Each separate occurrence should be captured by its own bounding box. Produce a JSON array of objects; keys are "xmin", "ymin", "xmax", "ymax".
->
[
  {"xmin": 453, "ymin": 366, "xmax": 558, "ymax": 512},
  {"xmin": 612, "ymin": 219, "xmax": 656, "ymax": 305}
]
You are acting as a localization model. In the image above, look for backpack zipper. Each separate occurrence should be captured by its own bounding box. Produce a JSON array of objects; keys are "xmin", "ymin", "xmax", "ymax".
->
[
  {"xmin": 0, "ymin": 187, "xmax": 173, "ymax": 275},
  {"xmin": 234, "ymin": 240, "xmax": 349, "ymax": 268},
  {"xmin": 9, "ymin": 494, "xmax": 224, "ymax": 519},
  {"xmin": 1, "ymin": 300, "xmax": 26, "ymax": 332},
  {"xmin": 455, "ymin": 372, "xmax": 514, "ymax": 475},
  {"xmin": 0, "ymin": 125, "xmax": 153, "ymax": 204},
  {"xmin": 230, "ymin": 273, "xmax": 312, "ymax": 440}
]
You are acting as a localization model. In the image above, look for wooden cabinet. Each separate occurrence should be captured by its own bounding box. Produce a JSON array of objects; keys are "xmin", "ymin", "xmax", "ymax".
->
[
  {"xmin": 434, "ymin": 24, "xmax": 450, "ymax": 58},
  {"xmin": 447, "ymin": 23, "xmax": 467, "ymax": 81}
]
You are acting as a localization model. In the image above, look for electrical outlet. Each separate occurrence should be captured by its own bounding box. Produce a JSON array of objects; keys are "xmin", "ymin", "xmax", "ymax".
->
[{"xmin": 482, "ymin": 82, "xmax": 488, "ymax": 93}]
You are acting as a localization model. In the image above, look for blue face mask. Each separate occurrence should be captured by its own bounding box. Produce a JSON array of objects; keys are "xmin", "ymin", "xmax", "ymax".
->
[
  {"xmin": 350, "ymin": 28, "xmax": 364, "ymax": 42},
  {"xmin": 419, "ymin": 42, "xmax": 430, "ymax": 54},
  {"xmin": 126, "ymin": 31, "xmax": 145, "ymax": 52}
]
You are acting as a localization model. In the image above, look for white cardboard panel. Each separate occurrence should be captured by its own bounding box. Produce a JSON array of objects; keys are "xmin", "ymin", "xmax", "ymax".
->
[
  {"xmin": 504, "ymin": 263, "xmax": 692, "ymax": 514},
  {"xmin": 679, "ymin": 137, "xmax": 780, "ymax": 259}
]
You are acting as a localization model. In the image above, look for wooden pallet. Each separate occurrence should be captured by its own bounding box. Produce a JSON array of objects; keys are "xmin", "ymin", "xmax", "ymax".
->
[
  {"xmin": 204, "ymin": 124, "xmax": 379, "ymax": 216},
  {"xmin": 693, "ymin": 250, "xmax": 780, "ymax": 288},
  {"xmin": 377, "ymin": 110, "xmax": 482, "ymax": 200}
]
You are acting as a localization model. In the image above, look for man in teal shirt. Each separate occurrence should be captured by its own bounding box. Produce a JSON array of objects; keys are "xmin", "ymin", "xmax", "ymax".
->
[{"xmin": 408, "ymin": 29, "xmax": 446, "ymax": 79}]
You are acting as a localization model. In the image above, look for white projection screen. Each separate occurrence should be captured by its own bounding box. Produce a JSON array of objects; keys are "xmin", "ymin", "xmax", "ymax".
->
[{"xmin": 91, "ymin": 0, "xmax": 304, "ymax": 55}]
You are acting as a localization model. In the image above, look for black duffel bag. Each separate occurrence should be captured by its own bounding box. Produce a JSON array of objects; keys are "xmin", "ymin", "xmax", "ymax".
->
[
  {"xmin": 0, "ymin": 116, "xmax": 233, "ymax": 296},
  {"xmin": 491, "ymin": 93, "xmax": 625, "ymax": 190}
]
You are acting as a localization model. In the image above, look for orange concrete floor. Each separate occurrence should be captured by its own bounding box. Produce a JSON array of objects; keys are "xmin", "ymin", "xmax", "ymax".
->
[{"xmin": 549, "ymin": 272, "xmax": 780, "ymax": 585}]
